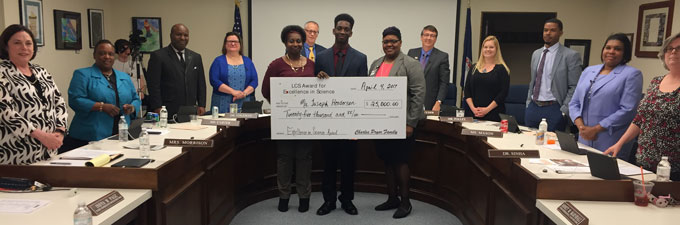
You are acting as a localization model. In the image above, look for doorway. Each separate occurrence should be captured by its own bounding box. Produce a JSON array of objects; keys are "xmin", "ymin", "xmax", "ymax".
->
[{"xmin": 480, "ymin": 12, "xmax": 556, "ymax": 85}]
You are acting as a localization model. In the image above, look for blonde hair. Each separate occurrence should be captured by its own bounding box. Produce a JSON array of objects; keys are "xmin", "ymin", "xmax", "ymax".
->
[{"xmin": 474, "ymin": 35, "xmax": 510, "ymax": 74}]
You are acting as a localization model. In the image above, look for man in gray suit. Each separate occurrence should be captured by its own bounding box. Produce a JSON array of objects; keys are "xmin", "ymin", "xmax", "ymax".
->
[
  {"xmin": 407, "ymin": 25, "xmax": 450, "ymax": 111},
  {"xmin": 301, "ymin": 21, "xmax": 326, "ymax": 62},
  {"xmin": 525, "ymin": 18, "xmax": 582, "ymax": 131},
  {"xmin": 147, "ymin": 24, "xmax": 206, "ymax": 118}
]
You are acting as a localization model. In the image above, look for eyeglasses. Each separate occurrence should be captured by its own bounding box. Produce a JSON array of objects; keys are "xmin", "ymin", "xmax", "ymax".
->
[
  {"xmin": 422, "ymin": 33, "xmax": 437, "ymax": 38},
  {"xmin": 382, "ymin": 39, "xmax": 400, "ymax": 44},
  {"xmin": 226, "ymin": 40, "xmax": 240, "ymax": 44},
  {"xmin": 305, "ymin": 29, "xmax": 318, "ymax": 35},
  {"xmin": 665, "ymin": 46, "xmax": 680, "ymax": 53}
]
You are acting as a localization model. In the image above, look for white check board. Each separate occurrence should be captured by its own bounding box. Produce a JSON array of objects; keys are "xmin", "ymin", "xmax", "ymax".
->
[{"xmin": 271, "ymin": 77, "xmax": 406, "ymax": 139}]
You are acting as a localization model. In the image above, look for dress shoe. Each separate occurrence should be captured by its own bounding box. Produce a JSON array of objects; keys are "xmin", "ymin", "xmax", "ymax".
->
[
  {"xmin": 393, "ymin": 203, "xmax": 412, "ymax": 219},
  {"xmin": 278, "ymin": 198, "xmax": 289, "ymax": 212},
  {"xmin": 374, "ymin": 198, "xmax": 401, "ymax": 211},
  {"xmin": 316, "ymin": 201, "xmax": 336, "ymax": 215},
  {"xmin": 298, "ymin": 198, "xmax": 310, "ymax": 212},
  {"xmin": 341, "ymin": 200, "xmax": 358, "ymax": 215}
]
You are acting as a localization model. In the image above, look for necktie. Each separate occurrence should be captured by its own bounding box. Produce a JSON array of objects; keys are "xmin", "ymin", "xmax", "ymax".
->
[
  {"xmin": 420, "ymin": 53, "xmax": 428, "ymax": 69},
  {"xmin": 177, "ymin": 51, "xmax": 185, "ymax": 65},
  {"xmin": 532, "ymin": 49, "xmax": 549, "ymax": 101},
  {"xmin": 335, "ymin": 51, "xmax": 345, "ymax": 75},
  {"xmin": 308, "ymin": 47, "xmax": 315, "ymax": 62}
]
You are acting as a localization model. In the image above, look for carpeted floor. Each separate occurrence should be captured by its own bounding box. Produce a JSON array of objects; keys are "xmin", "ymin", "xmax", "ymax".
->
[{"xmin": 230, "ymin": 192, "xmax": 463, "ymax": 225}]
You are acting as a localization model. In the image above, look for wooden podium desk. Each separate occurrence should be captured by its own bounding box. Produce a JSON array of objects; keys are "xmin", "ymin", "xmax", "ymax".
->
[
  {"xmin": 1, "ymin": 117, "xmax": 678, "ymax": 225},
  {"xmin": 0, "ymin": 188, "xmax": 151, "ymax": 225}
]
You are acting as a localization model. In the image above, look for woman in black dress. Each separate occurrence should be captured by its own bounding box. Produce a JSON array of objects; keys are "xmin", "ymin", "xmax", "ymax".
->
[{"xmin": 464, "ymin": 35, "xmax": 510, "ymax": 122}]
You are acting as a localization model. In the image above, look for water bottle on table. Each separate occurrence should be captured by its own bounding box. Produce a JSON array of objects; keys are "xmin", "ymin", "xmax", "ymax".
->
[
  {"xmin": 657, "ymin": 156, "xmax": 671, "ymax": 182},
  {"xmin": 139, "ymin": 128, "xmax": 150, "ymax": 159},
  {"xmin": 159, "ymin": 106, "xmax": 168, "ymax": 128},
  {"xmin": 73, "ymin": 201, "xmax": 92, "ymax": 225},
  {"xmin": 535, "ymin": 118, "xmax": 547, "ymax": 145},
  {"xmin": 118, "ymin": 116, "xmax": 128, "ymax": 142}
]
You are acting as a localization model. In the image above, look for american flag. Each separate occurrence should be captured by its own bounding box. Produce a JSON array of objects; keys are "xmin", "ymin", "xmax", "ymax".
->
[{"xmin": 232, "ymin": 0, "xmax": 242, "ymax": 36}]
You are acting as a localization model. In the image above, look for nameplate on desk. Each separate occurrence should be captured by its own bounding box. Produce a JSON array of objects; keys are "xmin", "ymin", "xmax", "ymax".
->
[
  {"xmin": 440, "ymin": 116, "xmax": 473, "ymax": 123},
  {"xmin": 164, "ymin": 139, "xmax": 214, "ymax": 148},
  {"xmin": 201, "ymin": 119, "xmax": 240, "ymax": 127},
  {"xmin": 223, "ymin": 113, "xmax": 258, "ymax": 119},
  {"xmin": 424, "ymin": 110, "xmax": 439, "ymax": 116},
  {"xmin": 461, "ymin": 129, "xmax": 503, "ymax": 138},
  {"xmin": 557, "ymin": 201, "xmax": 589, "ymax": 225},
  {"xmin": 87, "ymin": 190, "xmax": 124, "ymax": 216},
  {"xmin": 488, "ymin": 150, "xmax": 540, "ymax": 158}
]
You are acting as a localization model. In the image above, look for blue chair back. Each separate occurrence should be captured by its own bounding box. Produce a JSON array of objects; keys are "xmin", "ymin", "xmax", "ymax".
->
[
  {"xmin": 441, "ymin": 83, "xmax": 457, "ymax": 106},
  {"xmin": 504, "ymin": 84, "xmax": 529, "ymax": 125}
]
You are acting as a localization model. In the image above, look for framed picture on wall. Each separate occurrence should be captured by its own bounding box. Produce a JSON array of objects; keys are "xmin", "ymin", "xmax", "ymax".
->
[
  {"xmin": 87, "ymin": 9, "xmax": 104, "ymax": 48},
  {"xmin": 53, "ymin": 10, "xmax": 82, "ymax": 50},
  {"xmin": 131, "ymin": 17, "xmax": 162, "ymax": 53},
  {"xmin": 635, "ymin": 0, "xmax": 675, "ymax": 58},
  {"xmin": 564, "ymin": 39, "xmax": 591, "ymax": 69},
  {"xmin": 19, "ymin": 0, "xmax": 44, "ymax": 46}
]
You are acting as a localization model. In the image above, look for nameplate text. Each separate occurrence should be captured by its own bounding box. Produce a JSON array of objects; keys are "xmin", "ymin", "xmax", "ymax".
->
[
  {"xmin": 557, "ymin": 201, "xmax": 589, "ymax": 225},
  {"xmin": 488, "ymin": 150, "xmax": 540, "ymax": 158},
  {"xmin": 87, "ymin": 191, "xmax": 124, "ymax": 216},
  {"xmin": 164, "ymin": 139, "xmax": 214, "ymax": 148},
  {"xmin": 440, "ymin": 116, "xmax": 473, "ymax": 123},
  {"xmin": 201, "ymin": 119, "xmax": 240, "ymax": 127},
  {"xmin": 461, "ymin": 129, "xmax": 503, "ymax": 138},
  {"xmin": 223, "ymin": 113, "xmax": 258, "ymax": 119}
]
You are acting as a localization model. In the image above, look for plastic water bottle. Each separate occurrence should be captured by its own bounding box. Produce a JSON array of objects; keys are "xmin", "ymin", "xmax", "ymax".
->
[
  {"xmin": 657, "ymin": 156, "xmax": 671, "ymax": 182},
  {"xmin": 73, "ymin": 201, "xmax": 92, "ymax": 225},
  {"xmin": 159, "ymin": 106, "xmax": 168, "ymax": 128},
  {"xmin": 139, "ymin": 128, "xmax": 150, "ymax": 159},
  {"xmin": 536, "ymin": 118, "xmax": 548, "ymax": 145},
  {"xmin": 118, "ymin": 116, "xmax": 128, "ymax": 142},
  {"xmin": 212, "ymin": 106, "xmax": 219, "ymax": 119}
]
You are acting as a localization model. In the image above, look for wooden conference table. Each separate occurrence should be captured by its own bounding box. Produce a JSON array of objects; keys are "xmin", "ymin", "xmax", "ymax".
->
[{"xmin": 0, "ymin": 116, "xmax": 677, "ymax": 225}]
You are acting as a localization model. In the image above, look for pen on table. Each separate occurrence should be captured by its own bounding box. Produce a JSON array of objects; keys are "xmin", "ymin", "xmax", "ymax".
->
[
  {"xmin": 520, "ymin": 144, "xmax": 524, "ymax": 147},
  {"xmin": 50, "ymin": 162, "xmax": 71, "ymax": 165}
]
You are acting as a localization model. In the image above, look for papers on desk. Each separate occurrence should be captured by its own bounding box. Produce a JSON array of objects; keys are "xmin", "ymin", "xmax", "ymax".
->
[
  {"xmin": 547, "ymin": 165, "xmax": 591, "ymax": 174},
  {"xmin": 59, "ymin": 149, "xmax": 122, "ymax": 160},
  {"xmin": 619, "ymin": 165, "xmax": 654, "ymax": 176},
  {"xmin": 0, "ymin": 199, "xmax": 49, "ymax": 213},
  {"xmin": 543, "ymin": 144, "xmax": 562, "ymax": 150},
  {"xmin": 170, "ymin": 123, "xmax": 208, "ymax": 130}
]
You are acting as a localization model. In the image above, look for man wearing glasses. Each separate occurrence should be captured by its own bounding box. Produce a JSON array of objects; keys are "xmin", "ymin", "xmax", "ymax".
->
[
  {"xmin": 407, "ymin": 25, "xmax": 450, "ymax": 112},
  {"xmin": 302, "ymin": 21, "xmax": 326, "ymax": 62},
  {"xmin": 315, "ymin": 13, "xmax": 367, "ymax": 217}
]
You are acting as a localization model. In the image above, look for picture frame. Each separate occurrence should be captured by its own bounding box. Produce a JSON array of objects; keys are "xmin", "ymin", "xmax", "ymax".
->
[
  {"xmin": 564, "ymin": 39, "xmax": 591, "ymax": 69},
  {"xmin": 635, "ymin": 0, "xmax": 675, "ymax": 58},
  {"xmin": 87, "ymin": 9, "xmax": 104, "ymax": 48},
  {"xmin": 19, "ymin": 0, "xmax": 44, "ymax": 46},
  {"xmin": 53, "ymin": 10, "xmax": 82, "ymax": 50},
  {"xmin": 131, "ymin": 17, "xmax": 162, "ymax": 53}
]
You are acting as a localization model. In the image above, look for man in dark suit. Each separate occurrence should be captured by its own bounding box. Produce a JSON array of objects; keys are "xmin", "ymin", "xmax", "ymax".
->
[
  {"xmin": 301, "ymin": 21, "xmax": 326, "ymax": 62},
  {"xmin": 147, "ymin": 24, "xmax": 206, "ymax": 118},
  {"xmin": 407, "ymin": 25, "xmax": 450, "ymax": 111},
  {"xmin": 525, "ymin": 18, "xmax": 582, "ymax": 131},
  {"xmin": 315, "ymin": 13, "xmax": 367, "ymax": 216}
]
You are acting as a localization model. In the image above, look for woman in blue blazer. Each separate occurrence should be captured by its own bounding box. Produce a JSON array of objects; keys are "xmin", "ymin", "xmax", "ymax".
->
[
  {"xmin": 209, "ymin": 32, "xmax": 258, "ymax": 113},
  {"xmin": 65, "ymin": 40, "xmax": 141, "ymax": 149},
  {"xmin": 569, "ymin": 33, "xmax": 642, "ymax": 160}
]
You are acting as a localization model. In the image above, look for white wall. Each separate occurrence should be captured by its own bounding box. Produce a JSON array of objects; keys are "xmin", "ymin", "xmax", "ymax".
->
[
  {"xmin": 456, "ymin": 0, "xmax": 680, "ymax": 98},
  {"xmin": 251, "ymin": 0, "xmax": 458, "ymax": 105},
  {"xmin": 2, "ymin": 0, "xmax": 245, "ymax": 124}
]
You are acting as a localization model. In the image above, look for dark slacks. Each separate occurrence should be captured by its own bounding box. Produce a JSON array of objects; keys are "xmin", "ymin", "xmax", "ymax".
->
[
  {"xmin": 524, "ymin": 101, "xmax": 566, "ymax": 132},
  {"xmin": 321, "ymin": 140, "xmax": 357, "ymax": 202}
]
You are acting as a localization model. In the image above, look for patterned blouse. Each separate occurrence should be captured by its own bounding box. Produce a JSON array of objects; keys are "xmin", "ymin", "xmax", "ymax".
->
[
  {"xmin": 0, "ymin": 60, "xmax": 68, "ymax": 165},
  {"xmin": 633, "ymin": 75, "xmax": 680, "ymax": 173}
]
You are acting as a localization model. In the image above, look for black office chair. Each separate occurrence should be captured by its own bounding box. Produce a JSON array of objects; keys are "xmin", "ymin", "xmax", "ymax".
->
[{"xmin": 504, "ymin": 84, "xmax": 528, "ymax": 125}]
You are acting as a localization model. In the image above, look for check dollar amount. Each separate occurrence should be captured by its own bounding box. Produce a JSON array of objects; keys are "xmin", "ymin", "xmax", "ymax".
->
[{"xmin": 271, "ymin": 77, "xmax": 407, "ymax": 140}]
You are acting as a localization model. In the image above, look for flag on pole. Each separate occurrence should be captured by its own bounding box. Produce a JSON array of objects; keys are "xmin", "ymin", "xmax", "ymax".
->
[
  {"xmin": 461, "ymin": 6, "xmax": 472, "ymax": 91},
  {"xmin": 460, "ymin": 5, "xmax": 472, "ymax": 107},
  {"xmin": 232, "ymin": 0, "xmax": 242, "ymax": 36}
]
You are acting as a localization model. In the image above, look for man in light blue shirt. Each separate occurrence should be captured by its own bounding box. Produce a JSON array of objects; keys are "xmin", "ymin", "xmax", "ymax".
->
[{"xmin": 525, "ymin": 18, "xmax": 582, "ymax": 131}]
